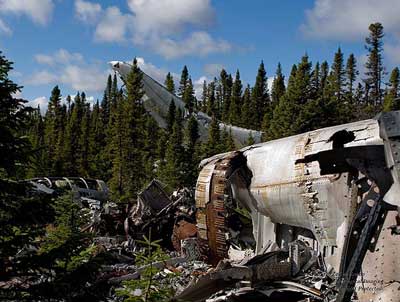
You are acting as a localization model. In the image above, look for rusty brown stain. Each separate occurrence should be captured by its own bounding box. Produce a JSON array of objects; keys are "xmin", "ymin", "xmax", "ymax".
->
[{"xmin": 252, "ymin": 175, "xmax": 337, "ymax": 190}]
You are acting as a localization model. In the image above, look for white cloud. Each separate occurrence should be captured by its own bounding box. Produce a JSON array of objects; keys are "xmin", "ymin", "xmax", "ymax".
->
[
  {"xmin": 357, "ymin": 54, "xmax": 368, "ymax": 80},
  {"xmin": 26, "ymin": 70, "xmax": 58, "ymax": 85},
  {"xmin": 204, "ymin": 63, "xmax": 225, "ymax": 76},
  {"xmin": 386, "ymin": 43, "xmax": 400, "ymax": 64},
  {"xmin": 0, "ymin": 0, "xmax": 54, "ymax": 25},
  {"xmin": 0, "ymin": 18, "xmax": 11, "ymax": 35},
  {"xmin": 301, "ymin": 0, "xmax": 400, "ymax": 40},
  {"xmin": 155, "ymin": 31, "xmax": 231, "ymax": 59},
  {"xmin": 128, "ymin": 0, "xmax": 214, "ymax": 42},
  {"xmin": 35, "ymin": 49, "xmax": 84, "ymax": 66},
  {"xmin": 75, "ymin": 0, "xmax": 231, "ymax": 58},
  {"xmin": 75, "ymin": 0, "xmax": 102, "ymax": 24},
  {"xmin": 27, "ymin": 49, "xmax": 108, "ymax": 93},
  {"xmin": 194, "ymin": 75, "xmax": 209, "ymax": 99},
  {"xmin": 9, "ymin": 70, "xmax": 22, "ymax": 78},
  {"xmin": 94, "ymin": 6, "xmax": 131, "ymax": 42},
  {"xmin": 267, "ymin": 77, "xmax": 274, "ymax": 91},
  {"xmin": 136, "ymin": 57, "xmax": 179, "ymax": 84},
  {"xmin": 28, "ymin": 96, "xmax": 48, "ymax": 114},
  {"xmin": 60, "ymin": 65, "xmax": 107, "ymax": 92},
  {"xmin": 128, "ymin": 0, "xmax": 229, "ymax": 58}
]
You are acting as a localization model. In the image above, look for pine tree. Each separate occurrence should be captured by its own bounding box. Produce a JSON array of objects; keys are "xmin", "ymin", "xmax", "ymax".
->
[
  {"xmin": 204, "ymin": 115, "xmax": 221, "ymax": 157},
  {"xmin": 320, "ymin": 61, "xmax": 329, "ymax": 95},
  {"xmin": 166, "ymin": 99, "xmax": 176, "ymax": 134},
  {"xmin": 183, "ymin": 115, "xmax": 200, "ymax": 187},
  {"xmin": 111, "ymin": 73, "xmax": 118, "ymax": 105},
  {"xmin": 249, "ymin": 61, "xmax": 269, "ymax": 129},
  {"xmin": 331, "ymin": 48, "xmax": 345, "ymax": 102},
  {"xmin": 142, "ymin": 116, "xmax": 160, "ymax": 181},
  {"xmin": 162, "ymin": 119, "xmax": 185, "ymax": 189},
  {"xmin": 164, "ymin": 72, "xmax": 175, "ymax": 94},
  {"xmin": 221, "ymin": 127, "xmax": 236, "ymax": 152},
  {"xmin": 101, "ymin": 74, "xmax": 112, "ymax": 126},
  {"xmin": 63, "ymin": 93, "xmax": 83, "ymax": 176},
  {"xmin": 268, "ymin": 64, "xmax": 298, "ymax": 139},
  {"xmin": 28, "ymin": 107, "xmax": 47, "ymax": 177},
  {"xmin": 271, "ymin": 63, "xmax": 286, "ymax": 106},
  {"xmin": 364, "ymin": 22, "xmax": 385, "ymax": 105},
  {"xmin": 44, "ymin": 85, "xmax": 62, "ymax": 175},
  {"xmin": 78, "ymin": 93, "xmax": 90, "ymax": 176},
  {"xmin": 108, "ymin": 92, "xmax": 124, "ymax": 197},
  {"xmin": 206, "ymin": 81, "xmax": 216, "ymax": 116},
  {"xmin": 220, "ymin": 69, "xmax": 233, "ymax": 122},
  {"xmin": 229, "ymin": 70, "xmax": 243, "ymax": 125},
  {"xmin": 215, "ymin": 77, "xmax": 223, "ymax": 120},
  {"xmin": 183, "ymin": 78, "xmax": 195, "ymax": 114},
  {"xmin": 310, "ymin": 62, "xmax": 321, "ymax": 100},
  {"xmin": 178, "ymin": 65, "xmax": 189, "ymax": 97},
  {"xmin": 89, "ymin": 100, "xmax": 105, "ymax": 177},
  {"xmin": 346, "ymin": 54, "xmax": 358, "ymax": 101},
  {"xmin": 109, "ymin": 58, "xmax": 146, "ymax": 202},
  {"xmin": 262, "ymin": 63, "xmax": 286, "ymax": 140},
  {"xmin": 53, "ymin": 104, "xmax": 66, "ymax": 175},
  {"xmin": 66, "ymin": 94, "xmax": 72, "ymax": 114},
  {"xmin": 383, "ymin": 67, "xmax": 400, "ymax": 111},
  {"xmin": 240, "ymin": 85, "xmax": 251, "ymax": 128},
  {"xmin": 0, "ymin": 51, "xmax": 32, "ymax": 177},
  {"xmin": 0, "ymin": 52, "xmax": 56, "ymax": 300},
  {"xmin": 201, "ymin": 80, "xmax": 208, "ymax": 112}
]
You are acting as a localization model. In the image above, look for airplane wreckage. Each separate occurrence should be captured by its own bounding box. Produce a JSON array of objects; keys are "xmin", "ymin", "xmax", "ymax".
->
[
  {"xmin": 25, "ymin": 63, "xmax": 400, "ymax": 301},
  {"xmin": 111, "ymin": 61, "xmax": 400, "ymax": 301}
]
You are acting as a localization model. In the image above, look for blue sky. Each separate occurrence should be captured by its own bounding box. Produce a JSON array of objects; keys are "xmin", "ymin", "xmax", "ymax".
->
[{"xmin": 1, "ymin": 0, "xmax": 400, "ymax": 112}]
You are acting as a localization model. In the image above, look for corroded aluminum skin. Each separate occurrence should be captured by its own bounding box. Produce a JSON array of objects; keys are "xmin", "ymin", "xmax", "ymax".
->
[
  {"xmin": 243, "ymin": 119, "xmax": 382, "ymax": 247},
  {"xmin": 195, "ymin": 117, "xmax": 400, "ymax": 301}
]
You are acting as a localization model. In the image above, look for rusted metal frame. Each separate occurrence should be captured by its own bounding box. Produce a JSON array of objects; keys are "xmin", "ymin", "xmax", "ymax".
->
[
  {"xmin": 207, "ymin": 161, "xmax": 229, "ymax": 263},
  {"xmin": 336, "ymin": 188, "xmax": 385, "ymax": 302},
  {"xmin": 204, "ymin": 152, "xmax": 244, "ymax": 264},
  {"xmin": 296, "ymin": 144, "xmax": 392, "ymax": 301}
]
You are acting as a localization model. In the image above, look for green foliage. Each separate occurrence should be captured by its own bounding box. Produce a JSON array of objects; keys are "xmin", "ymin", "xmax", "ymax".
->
[
  {"xmin": 166, "ymin": 99, "xmax": 176, "ymax": 134},
  {"xmin": 364, "ymin": 22, "xmax": 385, "ymax": 105},
  {"xmin": 27, "ymin": 107, "xmax": 48, "ymax": 177},
  {"xmin": 206, "ymin": 80, "xmax": 216, "ymax": 117},
  {"xmin": 109, "ymin": 58, "xmax": 147, "ymax": 202},
  {"xmin": 0, "ymin": 51, "xmax": 32, "ymax": 178},
  {"xmin": 178, "ymin": 65, "xmax": 189, "ymax": 97},
  {"xmin": 229, "ymin": 70, "xmax": 242, "ymax": 125},
  {"xmin": 220, "ymin": 69, "xmax": 233, "ymax": 122},
  {"xmin": 240, "ymin": 85, "xmax": 251, "ymax": 128},
  {"xmin": 247, "ymin": 132, "xmax": 255, "ymax": 146},
  {"xmin": 249, "ymin": 61, "xmax": 270, "ymax": 130},
  {"xmin": 346, "ymin": 54, "xmax": 358, "ymax": 101},
  {"xmin": 0, "ymin": 180, "xmax": 54, "ymax": 274},
  {"xmin": 161, "ymin": 117, "xmax": 185, "ymax": 189},
  {"xmin": 204, "ymin": 115, "xmax": 221, "ymax": 157},
  {"xmin": 383, "ymin": 67, "xmax": 400, "ymax": 111},
  {"xmin": 271, "ymin": 63, "xmax": 286, "ymax": 107},
  {"xmin": 164, "ymin": 72, "xmax": 175, "ymax": 94},
  {"xmin": 22, "ymin": 23, "xmax": 395, "ymax": 204},
  {"xmin": 221, "ymin": 127, "xmax": 236, "ymax": 152},
  {"xmin": 116, "ymin": 235, "xmax": 176, "ymax": 302},
  {"xmin": 39, "ymin": 194, "xmax": 90, "ymax": 262}
]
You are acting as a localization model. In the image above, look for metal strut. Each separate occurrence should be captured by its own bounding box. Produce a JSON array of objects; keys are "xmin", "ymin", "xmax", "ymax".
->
[{"xmin": 336, "ymin": 184, "xmax": 386, "ymax": 302}]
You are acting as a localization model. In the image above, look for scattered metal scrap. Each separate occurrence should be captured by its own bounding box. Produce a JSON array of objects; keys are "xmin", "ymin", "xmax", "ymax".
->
[
  {"xmin": 191, "ymin": 111, "xmax": 400, "ymax": 302},
  {"xmin": 24, "ymin": 112, "xmax": 400, "ymax": 301}
]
